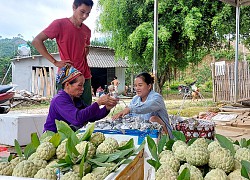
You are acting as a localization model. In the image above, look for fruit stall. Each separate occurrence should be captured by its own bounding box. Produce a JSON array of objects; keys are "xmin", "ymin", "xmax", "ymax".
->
[{"xmin": 0, "ymin": 116, "xmax": 250, "ymax": 180}]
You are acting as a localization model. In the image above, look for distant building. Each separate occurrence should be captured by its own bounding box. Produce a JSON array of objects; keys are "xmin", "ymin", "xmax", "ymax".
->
[{"xmin": 11, "ymin": 46, "xmax": 127, "ymax": 97}]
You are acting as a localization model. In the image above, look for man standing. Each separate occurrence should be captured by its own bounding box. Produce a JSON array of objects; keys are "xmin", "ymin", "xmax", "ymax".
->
[
  {"xmin": 111, "ymin": 76, "xmax": 120, "ymax": 93},
  {"xmin": 32, "ymin": 0, "xmax": 94, "ymax": 105}
]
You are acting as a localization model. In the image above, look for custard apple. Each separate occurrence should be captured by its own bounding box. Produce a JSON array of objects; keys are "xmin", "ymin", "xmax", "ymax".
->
[
  {"xmin": 92, "ymin": 167, "xmax": 111, "ymax": 180},
  {"xmin": 172, "ymin": 140, "xmax": 188, "ymax": 161},
  {"xmin": 228, "ymin": 169, "xmax": 249, "ymax": 180},
  {"xmin": 207, "ymin": 141, "xmax": 221, "ymax": 153},
  {"xmin": 31, "ymin": 159, "xmax": 48, "ymax": 170},
  {"xmin": 82, "ymin": 173, "xmax": 97, "ymax": 180},
  {"xmin": 10, "ymin": 156, "xmax": 25, "ymax": 166},
  {"xmin": 159, "ymin": 150, "xmax": 180, "ymax": 172},
  {"xmin": 235, "ymin": 147, "xmax": 250, "ymax": 162},
  {"xmin": 0, "ymin": 162, "xmax": 14, "ymax": 175},
  {"xmin": 155, "ymin": 163, "xmax": 178, "ymax": 180},
  {"xmin": 192, "ymin": 138, "xmax": 209, "ymax": 148},
  {"xmin": 36, "ymin": 142, "xmax": 56, "ymax": 160},
  {"xmin": 56, "ymin": 139, "xmax": 67, "ymax": 159},
  {"xmin": 90, "ymin": 132, "xmax": 105, "ymax": 147},
  {"xmin": 204, "ymin": 168, "xmax": 227, "ymax": 180},
  {"xmin": 61, "ymin": 171, "xmax": 81, "ymax": 180},
  {"xmin": 233, "ymin": 144, "xmax": 241, "ymax": 152},
  {"xmin": 234, "ymin": 159, "xmax": 242, "ymax": 170},
  {"xmin": 179, "ymin": 163, "xmax": 203, "ymax": 180},
  {"xmin": 75, "ymin": 141, "xmax": 96, "ymax": 158},
  {"xmin": 72, "ymin": 163, "xmax": 91, "ymax": 174},
  {"xmin": 96, "ymin": 137, "xmax": 119, "ymax": 154},
  {"xmin": 12, "ymin": 160, "xmax": 39, "ymax": 178},
  {"xmin": 28, "ymin": 152, "xmax": 39, "ymax": 161},
  {"xmin": 209, "ymin": 147, "xmax": 234, "ymax": 173},
  {"xmin": 34, "ymin": 168, "xmax": 57, "ymax": 180},
  {"xmin": 185, "ymin": 144, "xmax": 209, "ymax": 166}
]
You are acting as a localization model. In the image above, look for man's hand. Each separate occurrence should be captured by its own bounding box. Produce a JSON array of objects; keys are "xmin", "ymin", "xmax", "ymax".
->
[{"xmin": 54, "ymin": 60, "xmax": 73, "ymax": 68}]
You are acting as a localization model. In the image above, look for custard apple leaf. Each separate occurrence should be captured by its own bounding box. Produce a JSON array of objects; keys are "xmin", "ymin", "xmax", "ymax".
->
[
  {"xmin": 132, "ymin": 139, "xmax": 145, "ymax": 155},
  {"xmin": 158, "ymin": 134, "xmax": 167, "ymax": 154},
  {"xmin": 79, "ymin": 122, "xmax": 95, "ymax": 141},
  {"xmin": 88, "ymin": 158, "xmax": 116, "ymax": 167},
  {"xmin": 79, "ymin": 145, "xmax": 88, "ymax": 178},
  {"xmin": 241, "ymin": 160, "xmax": 250, "ymax": 179},
  {"xmin": 64, "ymin": 154, "xmax": 74, "ymax": 165},
  {"xmin": 49, "ymin": 133, "xmax": 61, "ymax": 147},
  {"xmin": 165, "ymin": 139, "xmax": 175, "ymax": 150},
  {"xmin": 187, "ymin": 137, "xmax": 198, "ymax": 146},
  {"xmin": 240, "ymin": 138, "xmax": 248, "ymax": 148},
  {"xmin": 14, "ymin": 139, "xmax": 24, "ymax": 157},
  {"xmin": 147, "ymin": 159, "xmax": 161, "ymax": 171},
  {"xmin": 147, "ymin": 135, "xmax": 159, "ymax": 161},
  {"xmin": 66, "ymin": 137, "xmax": 80, "ymax": 159},
  {"xmin": 40, "ymin": 130, "xmax": 55, "ymax": 140},
  {"xmin": 107, "ymin": 148, "xmax": 134, "ymax": 162},
  {"xmin": 31, "ymin": 132, "xmax": 40, "ymax": 148},
  {"xmin": 56, "ymin": 120, "xmax": 79, "ymax": 145},
  {"xmin": 24, "ymin": 143, "xmax": 36, "ymax": 159},
  {"xmin": 216, "ymin": 134, "xmax": 235, "ymax": 155},
  {"xmin": 118, "ymin": 138, "xmax": 134, "ymax": 150},
  {"xmin": 76, "ymin": 143, "xmax": 89, "ymax": 165},
  {"xmin": 178, "ymin": 167, "xmax": 190, "ymax": 180},
  {"xmin": 172, "ymin": 130, "xmax": 186, "ymax": 142},
  {"xmin": 92, "ymin": 155, "xmax": 109, "ymax": 163}
]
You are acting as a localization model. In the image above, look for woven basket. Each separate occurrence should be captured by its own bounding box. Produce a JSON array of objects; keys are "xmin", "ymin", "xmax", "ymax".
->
[{"xmin": 172, "ymin": 117, "xmax": 215, "ymax": 141}]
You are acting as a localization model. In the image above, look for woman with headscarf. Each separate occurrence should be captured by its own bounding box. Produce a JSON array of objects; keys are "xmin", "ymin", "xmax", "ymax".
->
[
  {"xmin": 112, "ymin": 72, "xmax": 173, "ymax": 138},
  {"xmin": 44, "ymin": 65, "xmax": 118, "ymax": 132}
]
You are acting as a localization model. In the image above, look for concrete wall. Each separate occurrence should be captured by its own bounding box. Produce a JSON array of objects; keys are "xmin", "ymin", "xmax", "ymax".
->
[{"xmin": 12, "ymin": 55, "xmax": 58, "ymax": 92}]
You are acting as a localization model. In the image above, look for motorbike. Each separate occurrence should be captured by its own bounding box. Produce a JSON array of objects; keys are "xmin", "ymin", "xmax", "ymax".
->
[
  {"xmin": 178, "ymin": 81, "xmax": 198, "ymax": 99},
  {"xmin": 0, "ymin": 85, "xmax": 15, "ymax": 114}
]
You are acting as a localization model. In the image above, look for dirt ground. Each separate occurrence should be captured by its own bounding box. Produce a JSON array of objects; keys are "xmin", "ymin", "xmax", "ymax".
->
[{"xmin": 7, "ymin": 98, "xmax": 250, "ymax": 141}]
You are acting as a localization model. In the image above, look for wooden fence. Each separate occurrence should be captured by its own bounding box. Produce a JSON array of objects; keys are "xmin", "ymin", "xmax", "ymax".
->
[
  {"xmin": 31, "ymin": 67, "xmax": 56, "ymax": 98},
  {"xmin": 211, "ymin": 61, "xmax": 250, "ymax": 102}
]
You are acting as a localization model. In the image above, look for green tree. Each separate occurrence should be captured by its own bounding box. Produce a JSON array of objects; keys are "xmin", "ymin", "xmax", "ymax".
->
[{"xmin": 97, "ymin": 0, "xmax": 250, "ymax": 92}]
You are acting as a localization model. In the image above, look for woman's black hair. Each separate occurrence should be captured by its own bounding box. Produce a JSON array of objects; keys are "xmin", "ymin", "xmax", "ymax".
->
[
  {"xmin": 73, "ymin": 0, "xmax": 94, "ymax": 8},
  {"xmin": 136, "ymin": 72, "xmax": 154, "ymax": 85}
]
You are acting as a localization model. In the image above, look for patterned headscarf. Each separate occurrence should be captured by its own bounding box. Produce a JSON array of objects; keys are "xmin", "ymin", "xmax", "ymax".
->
[{"xmin": 56, "ymin": 65, "xmax": 82, "ymax": 85}]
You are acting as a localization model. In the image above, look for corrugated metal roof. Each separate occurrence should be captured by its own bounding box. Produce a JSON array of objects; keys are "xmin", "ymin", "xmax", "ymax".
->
[
  {"xmin": 88, "ymin": 46, "xmax": 127, "ymax": 68},
  {"xmin": 11, "ymin": 46, "xmax": 128, "ymax": 68}
]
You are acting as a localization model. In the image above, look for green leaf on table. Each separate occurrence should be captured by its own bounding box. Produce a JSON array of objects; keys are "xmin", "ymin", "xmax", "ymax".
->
[
  {"xmin": 66, "ymin": 137, "xmax": 80, "ymax": 160},
  {"xmin": 246, "ymin": 139, "xmax": 250, "ymax": 148},
  {"xmin": 132, "ymin": 140, "xmax": 145, "ymax": 155},
  {"xmin": 79, "ymin": 122, "xmax": 95, "ymax": 141},
  {"xmin": 147, "ymin": 135, "xmax": 159, "ymax": 161},
  {"xmin": 24, "ymin": 143, "xmax": 36, "ymax": 159},
  {"xmin": 118, "ymin": 138, "xmax": 134, "ymax": 150},
  {"xmin": 240, "ymin": 138, "xmax": 248, "ymax": 148},
  {"xmin": 40, "ymin": 131, "xmax": 55, "ymax": 141},
  {"xmin": 88, "ymin": 158, "xmax": 115, "ymax": 167},
  {"xmin": 178, "ymin": 167, "xmax": 190, "ymax": 180},
  {"xmin": 187, "ymin": 138, "xmax": 198, "ymax": 146},
  {"xmin": 14, "ymin": 139, "xmax": 23, "ymax": 157},
  {"xmin": 49, "ymin": 133, "xmax": 61, "ymax": 148},
  {"xmin": 30, "ymin": 133, "xmax": 40, "ymax": 149},
  {"xmin": 107, "ymin": 148, "xmax": 134, "ymax": 162},
  {"xmin": 165, "ymin": 139, "xmax": 175, "ymax": 151},
  {"xmin": 92, "ymin": 154, "xmax": 109, "ymax": 163},
  {"xmin": 79, "ymin": 144, "xmax": 88, "ymax": 178},
  {"xmin": 215, "ymin": 134, "xmax": 235, "ymax": 155},
  {"xmin": 158, "ymin": 135, "xmax": 167, "ymax": 154},
  {"xmin": 147, "ymin": 159, "xmax": 161, "ymax": 171},
  {"xmin": 56, "ymin": 120, "xmax": 79, "ymax": 145},
  {"xmin": 241, "ymin": 160, "xmax": 250, "ymax": 179},
  {"xmin": 172, "ymin": 130, "xmax": 186, "ymax": 142}
]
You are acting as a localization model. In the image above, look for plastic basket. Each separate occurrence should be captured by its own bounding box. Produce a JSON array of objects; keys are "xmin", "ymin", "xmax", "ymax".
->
[{"xmin": 172, "ymin": 117, "xmax": 215, "ymax": 141}]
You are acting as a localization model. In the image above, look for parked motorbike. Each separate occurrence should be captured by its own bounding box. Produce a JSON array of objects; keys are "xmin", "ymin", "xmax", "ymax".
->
[
  {"xmin": 0, "ymin": 85, "xmax": 15, "ymax": 114},
  {"xmin": 178, "ymin": 81, "xmax": 198, "ymax": 99}
]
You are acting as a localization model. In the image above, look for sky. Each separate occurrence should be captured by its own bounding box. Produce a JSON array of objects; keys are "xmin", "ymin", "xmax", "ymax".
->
[{"xmin": 0, "ymin": 0, "xmax": 101, "ymax": 41}]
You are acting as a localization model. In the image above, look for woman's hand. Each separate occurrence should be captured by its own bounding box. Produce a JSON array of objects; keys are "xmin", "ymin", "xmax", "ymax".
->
[
  {"xmin": 112, "ymin": 107, "xmax": 130, "ymax": 120},
  {"xmin": 54, "ymin": 60, "xmax": 73, "ymax": 68},
  {"xmin": 96, "ymin": 94, "xmax": 118, "ymax": 107}
]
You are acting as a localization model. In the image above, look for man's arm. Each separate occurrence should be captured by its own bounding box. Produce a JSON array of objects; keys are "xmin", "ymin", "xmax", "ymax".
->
[{"xmin": 32, "ymin": 32, "xmax": 66, "ymax": 68}]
